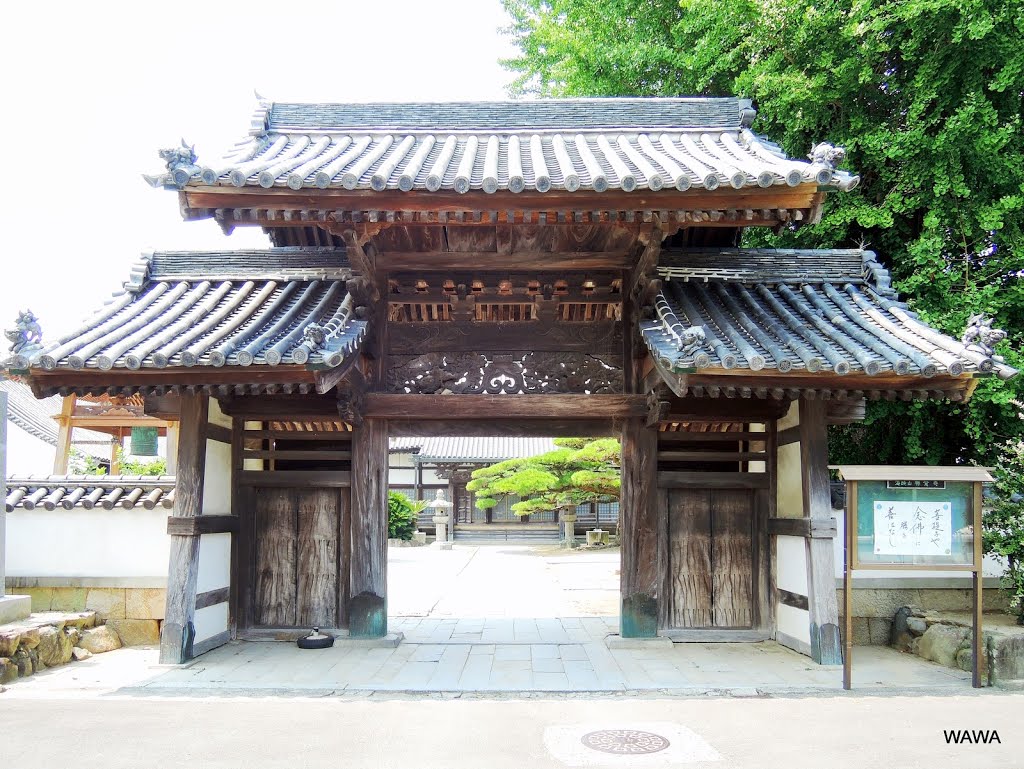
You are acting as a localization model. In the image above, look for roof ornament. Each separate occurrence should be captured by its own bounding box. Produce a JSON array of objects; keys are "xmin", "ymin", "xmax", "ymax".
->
[
  {"xmin": 738, "ymin": 99, "xmax": 757, "ymax": 128},
  {"xmin": 808, "ymin": 142, "xmax": 846, "ymax": 169},
  {"xmin": 143, "ymin": 140, "xmax": 199, "ymax": 189},
  {"xmin": 302, "ymin": 323, "xmax": 328, "ymax": 352},
  {"xmin": 962, "ymin": 314, "xmax": 1007, "ymax": 360},
  {"xmin": 4, "ymin": 310, "xmax": 43, "ymax": 368},
  {"xmin": 679, "ymin": 325, "xmax": 708, "ymax": 358}
]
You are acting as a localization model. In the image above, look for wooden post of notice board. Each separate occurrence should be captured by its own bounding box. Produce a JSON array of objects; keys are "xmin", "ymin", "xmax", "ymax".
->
[{"xmin": 833, "ymin": 466, "xmax": 991, "ymax": 691}]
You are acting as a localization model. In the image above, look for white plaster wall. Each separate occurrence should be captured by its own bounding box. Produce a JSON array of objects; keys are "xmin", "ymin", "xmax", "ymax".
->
[
  {"xmin": 196, "ymin": 532, "xmax": 231, "ymax": 594},
  {"xmin": 6, "ymin": 508, "xmax": 169, "ymax": 578},
  {"xmin": 193, "ymin": 602, "xmax": 229, "ymax": 643},
  {"xmin": 421, "ymin": 467, "xmax": 444, "ymax": 485},
  {"xmin": 776, "ymin": 403, "xmax": 803, "ymax": 518},
  {"xmin": 208, "ymin": 399, "xmax": 232, "ymax": 429},
  {"xmin": 202, "ymin": 439, "xmax": 232, "ymax": 516},
  {"xmin": 5, "ymin": 427, "xmax": 57, "ymax": 476},
  {"xmin": 776, "ymin": 535, "xmax": 809, "ymax": 594},
  {"xmin": 777, "ymin": 604, "xmax": 811, "ymax": 645},
  {"xmin": 389, "ymin": 468, "xmax": 416, "ymax": 485}
]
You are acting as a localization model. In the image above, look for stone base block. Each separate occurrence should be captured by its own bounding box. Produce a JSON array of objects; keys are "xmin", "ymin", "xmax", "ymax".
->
[
  {"xmin": 0, "ymin": 595, "xmax": 31, "ymax": 625},
  {"xmin": 335, "ymin": 631, "xmax": 405, "ymax": 648},
  {"xmin": 107, "ymin": 618, "xmax": 160, "ymax": 646}
]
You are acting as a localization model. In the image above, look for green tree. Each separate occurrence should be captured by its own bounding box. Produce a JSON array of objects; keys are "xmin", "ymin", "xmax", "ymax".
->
[
  {"xmin": 502, "ymin": 0, "xmax": 1024, "ymax": 466},
  {"xmin": 985, "ymin": 438, "xmax": 1024, "ymax": 623},
  {"xmin": 466, "ymin": 437, "xmax": 620, "ymax": 516}
]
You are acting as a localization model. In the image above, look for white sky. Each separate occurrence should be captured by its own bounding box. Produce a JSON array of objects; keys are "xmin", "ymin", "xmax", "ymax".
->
[{"xmin": 0, "ymin": 0, "xmax": 516, "ymax": 340}]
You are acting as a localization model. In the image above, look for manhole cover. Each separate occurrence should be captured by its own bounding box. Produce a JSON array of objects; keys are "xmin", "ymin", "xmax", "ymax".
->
[{"xmin": 581, "ymin": 729, "xmax": 671, "ymax": 755}]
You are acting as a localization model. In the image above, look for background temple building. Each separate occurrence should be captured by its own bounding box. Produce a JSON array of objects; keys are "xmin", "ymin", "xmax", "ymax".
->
[{"xmin": 3, "ymin": 96, "xmax": 1012, "ymax": 665}]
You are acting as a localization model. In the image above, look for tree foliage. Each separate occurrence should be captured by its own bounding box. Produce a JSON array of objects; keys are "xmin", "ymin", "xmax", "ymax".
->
[
  {"xmin": 388, "ymin": 491, "xmax": 425, "ymax": 541},
  {"xmin": 985, "ymin": 438, "xmax": 1024, "ymax": 622},
  {"xmin": 467, "ymin": 437, "xmax": 621, "ymax": 515},
  {"xmin": 502, "ymin": 0, "xmax": 1024, "ymax": 466}
]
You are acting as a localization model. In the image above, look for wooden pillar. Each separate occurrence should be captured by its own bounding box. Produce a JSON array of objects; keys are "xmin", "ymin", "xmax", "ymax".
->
[
  {"xmin": 619, "ymin": 417, "xmax": 660, "ymax": 637},
  {"xmin": 349, "ymin": 417, "xmax": 389, "ymax": 638},
  {"xmin": 160, "ymin": 393, "xmax": 208, "ymax": 664},
  {"xmin": 799, "ymin": 399, "xmax": 842, "ymax": 664},
  {"xmin": 52, "ymin": 395, "xmax": 75, "ymax": 473}
]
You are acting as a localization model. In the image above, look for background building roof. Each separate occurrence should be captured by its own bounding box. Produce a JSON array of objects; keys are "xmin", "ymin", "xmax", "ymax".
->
[
  {"xmin": 390, "ymin": 436, "xmax": 559, "ymax": 463},
  {"xmin": 0, "ymin": 379, "xmax": 110, "ymax": 453}
]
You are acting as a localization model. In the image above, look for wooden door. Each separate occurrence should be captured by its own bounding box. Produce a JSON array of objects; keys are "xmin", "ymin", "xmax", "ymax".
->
[
  {"xmin": 253, "ymin": 487, "xmax": 343, "ymax": 628},
  {"xmin": 668, "ymin": 487, "xmax": 760, "ymax": 629}
]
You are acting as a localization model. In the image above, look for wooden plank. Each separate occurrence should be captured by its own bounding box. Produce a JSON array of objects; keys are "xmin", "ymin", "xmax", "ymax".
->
[
  {"xmin": 777, "ymin": 588, "xmax": 809, "ymax": 611},
  {"xmin": 658, "ymin": 450, "xmax": 766, "ymax": 462},
  {"xmin": 159, "ymin": 393, "xmax": 208, "ymax": 664},
  {"xmin": 195, "ymin": 587, "xmax": 230, "ymax": 610},
  {"xmin": 768, "ymin": 517, "xmax": 837, "ymax": 538},
  {"xmin": 711, "ymin": 488, "xmax": 754, "ymax": 628},
  {"xmin": 381, "ymin": 251, "xmax": 631, "ymax": 270},
  {"xmin": 338, "ymin": 488, "xmax": 351, "ymax": 629},
  {"xmin": 662, "ymin": 398, "xmax": 790, "ymax": 422},
  {"xmin": 166, "ymin": 515, "xmax": 239, "ymax": 536},
  {"xmin": 663, "ymin": 628, "xmax": 770, "ymax": 642},
  {"xmin": 388, "ymin": 321, "xmax": 622, "ymax": 355},
  {"xmin": 365, "ymin": 394, "xmax": 646, "ymax": 420},
  {"xmin": 243, "ymin": 430, "xmax": 352, "ymax": 441},
  {"xmin": 619, "ymin": 419, "xmax": 660, "ymax": 637},
  {"xmin": 238, "ymin": 470, "xmax": 351, "ymax": 487},
  {"xmin": 349, "ymin": 419, "xmax": 389, "ymax": 637},
  {"xmin": 800, "ymin": 399, "xmax": 842, "ymax": 665},
  {"xmin": 388, "ymin": 419, "xmax": 619, "ymax": 438},
  {"xmin": 229, "ymin": 417, "xmax": 243, "ymax": 634},
  {"xmin": 668, "ymin": 488, "xmax": 713, "ymax": 628},
  {"xmin": 778, "ymin": 425, "xmax": 800, "ymax": 446},
  {"xmin": 206, "ymin": 423, "xmax": 232, "ymax": 444},
  {"xmin": 658, "ymin": 471, "xmax": 769, "ymax": 489},
  {"xmin": 659, "ymin": 431, "xmax": 766, "ymax": 443},
  {"xmin": 242, "ymin": 450, "xmax": 352, "ymax": 461},
  {"xmin": 296, "ymin": 488, "xmax": 339, "ymax": 628},
  {"xmin": 254, "ymin": 487, "xmax": 297, "ymax": 627},
  {"xmin": 192, "ymin": 630, "xmax": 231, "ymax": 657},
  {"xmin": 52, "ymin": 395, "xmax": 75, "ymax": 474},
  {"xmin": 216, "ymin": 394, "xmax": 341, "ymax": 419}
]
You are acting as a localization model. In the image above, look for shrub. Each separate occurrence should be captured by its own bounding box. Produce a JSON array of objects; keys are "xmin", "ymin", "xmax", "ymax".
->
[
  {"xmin": 986, "ymin": 441, "xmax": 1024, "ymax": 624},
  {"xmin": 388, "ymin": 491, "xmax": 419, "ymax": 541}
]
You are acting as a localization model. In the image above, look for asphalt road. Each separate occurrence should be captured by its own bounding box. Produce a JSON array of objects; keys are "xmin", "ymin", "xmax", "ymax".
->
[{"xmin": 3, "ymin": 692, "xmax": 1020, "ymax": 769}]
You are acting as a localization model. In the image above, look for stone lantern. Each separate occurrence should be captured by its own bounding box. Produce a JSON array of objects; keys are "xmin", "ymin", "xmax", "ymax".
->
[{"xmin": 427, "ymin": 489, "xmax": 454, "ymax": 551}]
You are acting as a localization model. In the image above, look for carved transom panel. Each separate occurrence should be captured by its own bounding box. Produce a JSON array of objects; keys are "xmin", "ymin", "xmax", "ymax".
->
[{"xmin": 388, "ymin": 352, "xmax": 623, "ymax": 395}]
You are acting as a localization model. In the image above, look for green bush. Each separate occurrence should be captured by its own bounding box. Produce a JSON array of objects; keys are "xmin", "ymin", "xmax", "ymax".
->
[
  {"xmin": 388, "ymin": 491, "xmax": 419, "ymax": 541},
  {"xmin": 986, "ymin": 441, "xmax": 1024, "ymax": 624}
]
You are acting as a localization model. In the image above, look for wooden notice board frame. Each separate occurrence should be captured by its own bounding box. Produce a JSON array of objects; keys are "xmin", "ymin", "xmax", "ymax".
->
[{"xmin": 832, "ymin": 465, "xmax": 991, "ymax": 690}]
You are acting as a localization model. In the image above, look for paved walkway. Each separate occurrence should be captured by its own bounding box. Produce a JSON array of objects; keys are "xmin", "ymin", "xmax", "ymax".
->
[{"xmin": 0, "ymin": 544, "xmax": 981, "ymax": 697}]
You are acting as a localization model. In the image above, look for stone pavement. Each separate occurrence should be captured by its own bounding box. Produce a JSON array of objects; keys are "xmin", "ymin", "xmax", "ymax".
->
[{"xmin": 0, "ymin": 544, "xmax": 982, "ymax": 698}]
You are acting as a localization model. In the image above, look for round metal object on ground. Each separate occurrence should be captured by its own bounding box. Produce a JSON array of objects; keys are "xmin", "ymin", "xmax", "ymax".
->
[{"xmin": 580, "ymin": 730, "xmax": 670, "ymax": 755}]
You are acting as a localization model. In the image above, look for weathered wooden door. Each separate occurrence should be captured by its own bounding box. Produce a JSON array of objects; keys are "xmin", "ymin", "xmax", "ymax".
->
[
  {"xmin": 668, "ymin": 487, "xmax": 764, "ymax": 630},
  {"xmin": 253, "ymin": 487, "xmax": 345, "ymax": 628}
]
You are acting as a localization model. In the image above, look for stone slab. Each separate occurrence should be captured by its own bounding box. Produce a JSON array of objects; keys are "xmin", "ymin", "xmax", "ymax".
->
[
  {"xmin": 125, "ymin": 588, "xmax": 166, "ymax": 620},
  {"xmin": 604, "ymin": 634, "xmax": 674, "ymax": 650},
  {"xmin": 108, "ymin": 619, "xmax": 161, "ymax": 646},
  {"xmin": 85, "ymin": 588, "xmax": 126, "ymax": 620},
  {"xmin": 0, "ymin": 595, "xmax": 30, "ymax": 624}
]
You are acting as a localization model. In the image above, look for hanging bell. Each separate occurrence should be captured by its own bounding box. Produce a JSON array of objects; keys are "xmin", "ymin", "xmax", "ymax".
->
[{"xmin": 130, "ymin": 426, "xmax": 159, "ymax": 456}]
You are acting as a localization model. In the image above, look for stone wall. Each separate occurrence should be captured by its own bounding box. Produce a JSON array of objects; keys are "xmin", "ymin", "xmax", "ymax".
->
[
  {"xmin": 837, "ymin": 584, "xmax": 1008, "ymax": 646},
  {"xmin": 9, "ymin": 584, "xmax": 165, "ymax": 622}
]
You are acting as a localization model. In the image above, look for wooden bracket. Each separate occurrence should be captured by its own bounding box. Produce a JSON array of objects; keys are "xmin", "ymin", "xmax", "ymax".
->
[{"xmin": 645, "ymin": 389, "xmax": 669, "ymax": 427}]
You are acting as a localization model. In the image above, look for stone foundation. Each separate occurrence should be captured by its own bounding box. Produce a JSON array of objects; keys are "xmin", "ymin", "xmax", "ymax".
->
[
  {"xmin": 10, "ymin": 585, "xmax": 166, "ymax": 621},
  {"xmin": 837, "ymin": 585, "xmax": 1008, "ymax": 646},
  {"xmin": 0, "ymin": 608, "xmax": 163, "ymax": 687},
  {"xmin": 890, "ymin": 607, "xmax": 1024, "ymax": 686}
]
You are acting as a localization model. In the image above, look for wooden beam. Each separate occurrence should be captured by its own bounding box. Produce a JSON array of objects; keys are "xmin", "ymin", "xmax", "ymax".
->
[
  {"xmin": 662, "ymin": 397, "xmax": 790, "ymax": 422},
  {"xmin": 160, "ymin": 393, "xmax": 208, "ymax": 665},
  {"xmin": 619, "ymin": 418, "xmax": 660, "ymax": 637},
  {"xmin": 216, "ymin": 394, "xmax": 342, "ymax": 419},
  {"xmin": 388, "ymin": 418, "xmax": 619, "ymax": 438},
  {"xmin": 349, "ymin": 418, "xmax": 389, "ymax": 638},
  {"xmin": 195, "ymin": 587, "xmax": 230, "ymax": 611},
  {"xmin": 166, "ymin": 515, "xmax": 239, "ymax": 536},
  {"xmin": 380, "ymin": 251, "xmax": 632, "ymax": 270},
  {"xmin": 657, "ymin": 471, "xmax": 770, "ymax": 489},
  {"xmin": 767, "ymin": 517, "xmax": 838, "ymax": 539},
  {"xmin": 237, "ymin": 470, "xmax": 352, "ymax": 487},
  {"xmin": 52, "ymin": 395, "xmax": 76, "ymax": 474},
  {"xmin": 206, "ymin": 423, "xmax": 232, "ymax": 444},
  {"xmin": 364, "ymin": 394, "xmax": 646, "ymax": 420},
  {"xmin": 388, "ymin": 321, "xmax": 622, "ymax": 355},
  {"xmin": 799, "ymin": 399, "xmax": 842, "ymax": 665}
]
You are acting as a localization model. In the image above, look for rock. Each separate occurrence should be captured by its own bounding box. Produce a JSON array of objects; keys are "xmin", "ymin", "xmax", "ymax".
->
[
  {"xmin": 890, "ymin": 607, "xmax": 914, "ymax": 652},
  {"xmin": 17, "ymin": 627, "xmax": 40, "ymax": 649},
  {"xmin": 918, "ymin": 623, "xmax": 969, "ymax": 668},
  {"xmin": 12, "ymin": 647, "xmax": 33, "ymax": 677},
  {"xmin": 60, "ymin": 611, "xmax": 98, "ymax": 630},
  {"xmin": 66, "ymin": 627, "xmax": 81, "ymax": 646},
  {"xmin": 0, "ymin": 630, "xmax": 22, "ymax": 657},
  {"xmin": 28, "ymin": 648, "xmax": 41, "ymax": 672},
  {"xmin": 955, "ymin": 645, "xmax": 989, "ymax": 680},
  {"xmin": 71, "ymin": 647, "xmax": 93, "ymax": 662},
  {"xmin": 989, "ymin": 631, "xmax": 1024, "ymax": 684},
  {"xmin": 906, "ymin": 616, "xmax": 928, "ymax": 636},
  {"xmin": 85, "ymin": 588, "xmax": 126, "ymax": 620},
  {"xmin": 36, "ymin": 626, "xmax": 74, "ymax": 667},
  {"xmin": 78, "ymin": 625, "xmax": 122, "ymax": 654},
  {"xmin": 0, "ymin": 657, "xmax": 18, "ymax": 683},
  {"xmin": 126, "ymin": 589, "xmax": 165, "ymax": 620},
  {"xmin": 107, "ymin": 619, "xmax": 160, "ymax": 646}
]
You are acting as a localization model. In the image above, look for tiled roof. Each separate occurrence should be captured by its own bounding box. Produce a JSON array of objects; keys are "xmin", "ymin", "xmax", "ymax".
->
[
  {"xmin": 641, "ymin": 249, "xmax": 1016, "ymax": 380},
  {"xmin": 390, "ymin": 436, "xmax": 559, "ymax": 463},
  {"xmin": 170, "ymin": 97, "xmax": 859, "ymax": 194},
  {"xmin": 0, "ymin": 379, "xmax": 110, "ymax": 450},
  {"xmin": 5, "ymin": 475, "xmax": 175, "ymax": 512},
  {"xmin": 9, "ymin": 249, "xmax": 366, "ymax": 372}
]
